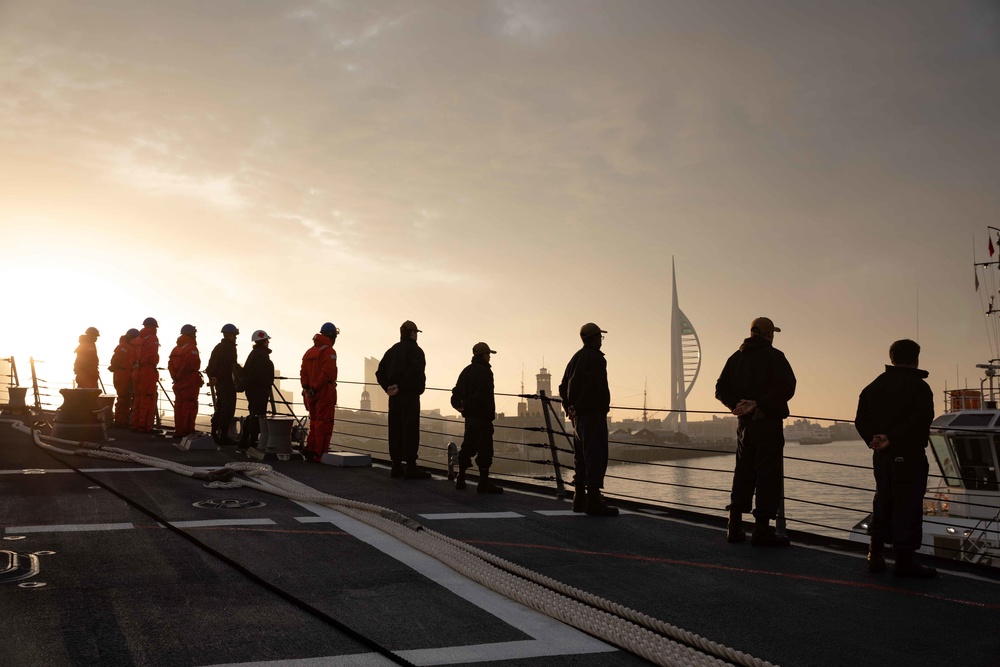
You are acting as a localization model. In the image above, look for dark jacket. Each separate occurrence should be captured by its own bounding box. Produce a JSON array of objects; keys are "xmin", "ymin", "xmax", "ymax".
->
[
  {"xmin": 715, "ymin": 336, "xmax": 796, "ymax": 422},
  {"xmin": 855, "ymin": 365, "xmax": 934, "ymax": 454},
  {"xmin": 206, "ymin": 338, "xmax": 238, "ymax": 389},
  {"xmin": 376, "ymin": 337, "xmax": 426, "ymax": 396},
  {"xmin": 451, "ymin": 356, "xmax": 496, "ymax": 420},
  {"xmin": 559, "ymin": 345, "xmax": 611, "ymax": 416},
  {"xmin": 243, "ymin": 345, "xmax": 274, "ymax": 401}
]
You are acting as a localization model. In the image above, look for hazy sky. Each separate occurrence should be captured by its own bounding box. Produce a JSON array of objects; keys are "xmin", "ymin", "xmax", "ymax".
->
[{"xmin": 2, "ymin": 0, "xmax": 999, "ymax": 424}]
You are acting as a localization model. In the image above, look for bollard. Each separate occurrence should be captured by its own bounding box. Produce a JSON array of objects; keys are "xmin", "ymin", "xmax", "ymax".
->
[
  {"xmin": 1, "ymin": 387, "xmax": 29, "ymax": 416},
  {"xmin": 51, "ymin": 388, "xmax": 107, "ymax": 442}
]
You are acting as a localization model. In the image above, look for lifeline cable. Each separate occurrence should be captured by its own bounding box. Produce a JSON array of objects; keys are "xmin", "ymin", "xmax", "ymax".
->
[{"xmin": 5, "ymin": 419, "xmax": 777, "ymax": 667}]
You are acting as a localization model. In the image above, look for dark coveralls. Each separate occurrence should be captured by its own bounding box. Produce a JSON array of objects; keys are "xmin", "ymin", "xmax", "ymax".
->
[
  {"xmin": 239, "ymin": 345, "xmax": 274, "ymax": 449},
  {"xmin": 451, "ymin": 356, "xmax": 496, "ymax": 471},
  {"xmin": 715, "ymin": 335, "xmax": 796, "ymax": 520},
  {"xmin": 559, "ymin": 345, "xmax": 611, "ymax": 491},
  {"xmin": 376, "ymin": 337, "xmax": 426, "ymax": 466},
  {"xmin": 206, "ymin": 338, "xmax": 238, "ymax": 445},
  {"xmin": 855, "ymin": 366, "xmax": 935, "ymax": 551}
]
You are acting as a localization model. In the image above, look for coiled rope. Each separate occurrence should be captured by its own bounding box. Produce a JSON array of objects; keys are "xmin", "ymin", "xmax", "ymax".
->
[{"xmin": 3, "ymin": 419, "xmax": 776, "ymax": 667}]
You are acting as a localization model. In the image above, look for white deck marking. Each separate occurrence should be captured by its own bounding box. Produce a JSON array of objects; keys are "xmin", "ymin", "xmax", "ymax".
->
[
  {"xmin": 417, "ymin": 512, "xmax": 524, "ymax": 520},
  {"xmin": 205, "ymin": 654, "xmax": 396, "ymax": 666},
  {"xmin": 0, "ymin": 466, "xmax": 220, "ymax": 475},
  {"xmin": 7, "ymin": 523, "xmax": 136, "ymax": 533},
  {"xmin": 534, "ymin": 510, "xmax": 584, "ymax": 516},
  {"xmin": 282, "ymin": 498, "xmax": 615, "ymax": 665},
  {"xmin": 169, "ymin": 519, "xmax": 276, "ymax": 528}
]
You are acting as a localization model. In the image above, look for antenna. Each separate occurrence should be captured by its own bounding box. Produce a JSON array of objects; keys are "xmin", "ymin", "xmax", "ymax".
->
[{"xmin": 642, "ymin": 378, "xmax": 648, "ymax": 428}]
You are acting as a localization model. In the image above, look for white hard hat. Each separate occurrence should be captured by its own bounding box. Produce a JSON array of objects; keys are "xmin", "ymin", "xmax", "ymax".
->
[{"xmin": 251, "ymin": 330, "xmax": 271, "ymax": 343}]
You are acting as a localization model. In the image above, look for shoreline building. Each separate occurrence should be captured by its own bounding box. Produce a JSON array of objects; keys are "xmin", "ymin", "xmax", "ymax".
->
[{"xmin": 665, "ymin": 258, "xmax": 701, "ymax": 433}]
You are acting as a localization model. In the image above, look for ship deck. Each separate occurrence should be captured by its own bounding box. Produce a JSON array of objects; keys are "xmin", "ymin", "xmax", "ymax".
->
[{"xmin": 1, "ymin": 419, "xmax": 997, "ymax": 667}]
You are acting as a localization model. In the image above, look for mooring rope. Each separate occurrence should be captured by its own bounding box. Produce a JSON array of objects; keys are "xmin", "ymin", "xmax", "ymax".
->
[{"xmin": 3, "ymin": 419, "xmax": 776, "ymax": 667}]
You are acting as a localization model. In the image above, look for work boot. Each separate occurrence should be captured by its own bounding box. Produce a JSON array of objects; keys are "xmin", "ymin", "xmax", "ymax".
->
[
  {"xmin": 403, "ymin": 463, "xmax": 431, "ymax": 480},
  {"xmin": 727, "ymin": 510, "xmax": 746, "ymax": 544},
  {"xmin": 572, "ymin": 487, "xmax": 587, "ymax": 513},
  {"xmin": 892, "ymin": 550, "xmax": 937, "ymax": 578},
  {"xmin": 867, "ymin": 539, "xmax": 886, "ymax": 573},
  {"xmin": 477, "ymin": 468, "xmax": 503, "ymax": 494},
  {"xmin": 455, "ymin": 463, "xmax": 468, "ymax": 490},
  {"xmin": 584, "ymin": 488, "xmax": 619, "ymax": 516},
  {"xmin": 751, "ymin": 520, "xmax": 790, "ymax": 547},
  {"xmin": 390, "ymin": 462, "xmax": 405, "ymax": 478}
]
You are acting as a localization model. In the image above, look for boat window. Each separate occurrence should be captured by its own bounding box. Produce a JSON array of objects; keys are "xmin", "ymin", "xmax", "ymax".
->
[
  {"xmin": 948, "ymin": 413, "xmax": 995, "ymax": 427},
  {"xmin": 950, "ymin": 435, "xmax": 998, "ymax": 491},
  {"xmin": 930, "ymin": 435, "xmax": 962, "ymax": 488}
]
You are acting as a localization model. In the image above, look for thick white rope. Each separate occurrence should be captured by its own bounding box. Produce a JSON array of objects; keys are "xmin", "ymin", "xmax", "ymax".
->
[{"xmin": 2, "ymin": 419, "xmax": 777, "ymax": 667}]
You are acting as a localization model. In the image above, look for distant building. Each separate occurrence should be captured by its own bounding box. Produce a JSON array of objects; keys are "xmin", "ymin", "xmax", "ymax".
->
[
  {"xmin": 364, "ymin": 356, "xmax": 388, "ymax": 414},
  {"xmin": 685, "ymin": 415, "xmax": 738, "ymax": 442},
  {"xmin": 665, "ymin": 258, "xmax": 701, "ymax": 433}
]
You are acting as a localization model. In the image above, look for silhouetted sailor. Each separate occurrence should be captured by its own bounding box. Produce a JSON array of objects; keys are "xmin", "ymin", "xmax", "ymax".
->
[
  {"xmin": 168, "ymin": 324, "xmax": 203, "ymax": 438},
  {"xmin": 855, "ymin": 339, "xmax": 937, "ymax": 578},
  {"xmin": 377, "ymin": 320, "xmax": 430, "ymax": 479},
  {"xmin": 130, "ymin": 318, "xmax": 160, "ymax": 433},
  {"xmin": 206, "ymin": 323, "xmax": 239, "ymax": 447},
  {"xmin": 299, "ymin": 323, "xmax": 338, "ymax": 461},
  {"xmin": 108, "ymin": 328, "xmax": 138, "ymax": 428},
  {"xmin": 559, "ymin": 323, "xmax": 617, "ymax": 516},
  {"xmin": 240, "ymin": 329, "xmax": 275, "ymax": 452},
  {"xmin": 715, "ymin": 317, "xmax": 796, "ymax": 546},
  {"xmin": 74, "ymin": 327, "xmax": 100, "ymax": 389},
  {"xmin": 451, "ymin": 342, "xmax": 502, "ymax": 494}
]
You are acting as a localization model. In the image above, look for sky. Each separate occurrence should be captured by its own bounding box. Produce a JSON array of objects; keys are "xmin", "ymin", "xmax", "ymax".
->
[{"xmin": 1, "ymin": 0, "xmax": 999, "ymax": 425}]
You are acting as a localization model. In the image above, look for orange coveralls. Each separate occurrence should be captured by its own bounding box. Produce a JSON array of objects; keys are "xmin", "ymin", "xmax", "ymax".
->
[
  {"xmin": 74, "ymin": 336, "xmax": 100, "ymax": 389},
  {"xmin": 130, "ymin": 326, "xmax": 159, "ymax": 432},
  {"xmin": 300, "ymin": 334, "xmax": 338, "ymax": 460},
  {"xmin": 168, "ymin": 334, "xmax": 203, "ymax": 437},
  {"xmin": 108, "ymin": 337, "xmax": 133, "ymax": 426}
]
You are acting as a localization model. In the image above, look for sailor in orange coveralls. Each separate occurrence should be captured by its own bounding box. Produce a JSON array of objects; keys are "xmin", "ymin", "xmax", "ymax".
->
[
  {"xmin": 299, "ymin": 322, "xmax": 339, "ymax": 462},
  {"xmin": 130, "ymin": 317, "xmax": 160, "ymax": 433},
  {"xmin": 108, "ymin": 328, "xmax": 139, "ymax": 427},
  {"xmin": 168, "ymin": 324, "xmax": 203, "ymax": 438},
  {"xmin": 74, "ymin": 327, "xmax": 101, "ymax": 389}
]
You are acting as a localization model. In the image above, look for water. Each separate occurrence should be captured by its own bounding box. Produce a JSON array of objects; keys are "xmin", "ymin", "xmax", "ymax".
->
[{"xmin": 606, "ymin": 441, "xmax": 875, "ymax": 539}]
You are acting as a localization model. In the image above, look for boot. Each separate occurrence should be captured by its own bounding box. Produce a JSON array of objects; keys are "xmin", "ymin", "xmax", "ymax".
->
[
  {"xmin": 867, "ymin": 538, "xmax": 886, "ymax": 573},
  {"xmin": 751, "ymin": 518, "xmax": 790, "ymax": 547},
  {"xmin": 390, "ymin": 461, "xmax": 405, "ymax": 478},
  {"xmin": 403, "ymin": 462, "xmax": 431, "ymax": 480},
  {"xmin": 727, "ymin": 510, "xmax": 746, "ymax": 543},
  {"xmin": 572, "ymin": 486, "xmax": 587, "ymax": 513},
  {"xmin": 477, "ymin": 468, "xmax": 503, "ymax": 494},
  {"xmin": 892, "ymin": 550, "xmax": 936, "ymax": 578},
  {"xmin": 584, "ymin": 488, "xmax": 619, "ymax": 516},
  {"xmin": 455, "ymin": 463, "xmax": 468, "ymax": 490}
]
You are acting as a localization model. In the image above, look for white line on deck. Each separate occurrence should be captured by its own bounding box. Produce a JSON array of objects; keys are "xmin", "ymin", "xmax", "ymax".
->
[
  {"xmin": 0, "ymin": 466, "xmax": 221, "ymax": 475},
  {"xmin": 534, "ymin": 510, "xmax": 584, "ymax": 516},
  {"xmin": 169, "ymin": 519, "xmax": 276, "ymax": 528},
  {"xmin": 280, "ymin": 498, "xmax": 615, "ymax": 666},
  {"xmin": 6, "ymin": 523, "xmax": 135, "ymax": 533},
  {"xmin": 417, "ymin": 512, "xmax": 524, "ymax": 520}
]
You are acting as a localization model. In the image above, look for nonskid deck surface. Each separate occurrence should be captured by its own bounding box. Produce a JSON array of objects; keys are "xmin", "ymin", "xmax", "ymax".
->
[{"xmin": 1, "ymin": 422, "xmax": 997, "ymax": 667}]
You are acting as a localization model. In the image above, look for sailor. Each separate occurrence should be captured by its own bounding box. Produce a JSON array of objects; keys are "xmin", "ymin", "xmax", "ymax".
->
[
  {"xmin": 168, "ymin": 324, "xmax": 203, "ymax": 438},
  {"xmin": 108, "ymin": 328, "xmax": 139, "ymax": 428},
  {"xmin": 300, "ymin": 323, "xmax": 338, "ymax": 462},
  {"xmin": 559, "ymin": 322, "xmax": 618, "ymax": 516},
  {"xmin": 74, "ymin": 326, "xmax": 101, "ymax": 389},
  {"xmin": 451, "ymin": 342, "xmax": 502, "ymax": 494},
  {"xmin": 206, "ymin": 323, "xmax": 240, "ymax": 447},
  {"xmin": 715, "ymin": 316, "xmax": 797, "ymax": 546},
  {"xmin": 239, "ymin": 329, "xmax": 274, "ymax": 452},
  {"xmin": 855, "ymin": 339, "xmax": 937, "ymax": 578},
  {"xmin": 130, "ymin": 317, "xmax": 160, "ymax": 433},
  {"xmin": 376, "ymin": 320, "xmax": 430, "ymax": 479}
]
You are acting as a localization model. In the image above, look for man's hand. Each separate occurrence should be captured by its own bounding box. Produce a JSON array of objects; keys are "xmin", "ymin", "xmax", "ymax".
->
[
  {"xmin": 732, "ymin": 399, "xmax": 757, "ymax": 417},
  {"xmin": 870, "ymin": 434, "xmax": 890, "ymax": 451},
  {"xmin": 207, "ymin": 377, "xmax": 216, "ymax": 387},
  {"xmin": 387, "ymin": 384, "xmax": 399, "ymax": 397}
]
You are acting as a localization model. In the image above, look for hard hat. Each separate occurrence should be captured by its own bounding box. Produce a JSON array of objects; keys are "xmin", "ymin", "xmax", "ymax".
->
[
  {"xmin": 85, "ymin": 326, "xmax": 100, "ymax": 338},
  {"xmin": 320, "ymin": 322, "xmax": 339, "ymax": 336},
  {"xmin": 125, "ymin": 328, "xmax": 140, "ymax": 340},
  {"xmin": 251, "ymin": 329, "xmax": 270, "ymax": 343},
  {"xmin": 180, "ymin": 324, "xmax": 197, "ymax": 336},
  {"xmin": 142, "ymin": 317, "xmax": 158, "ymax": 328},
  {"xmin": 221, "ymin": 323, "xmax": 239, "ymax": 335}
]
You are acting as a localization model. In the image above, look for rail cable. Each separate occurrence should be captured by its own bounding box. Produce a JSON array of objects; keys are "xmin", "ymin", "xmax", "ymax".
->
[{"xmin": 5, "ymin": 418, "xmax": 774, "ymax": 667}]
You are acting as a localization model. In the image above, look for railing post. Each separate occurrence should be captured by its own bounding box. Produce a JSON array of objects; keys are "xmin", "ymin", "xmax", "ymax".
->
[
  {"xmin": 777, "ymin": 453, "xmax": 787, "ymax": 536},
  {"xmin": 29, "ymin": 357, "xmax": 41, "ymax": 410},
  {"xmin": 539, "ymin": 390, "xmax": 567, "ymax": 499},
  {"xmin": 8, "ymin": 357, "xmax": 19, "ymax": 387}
]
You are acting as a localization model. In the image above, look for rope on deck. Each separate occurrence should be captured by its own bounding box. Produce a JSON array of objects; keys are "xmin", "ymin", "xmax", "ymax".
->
[{"xmin": 3, "ymin": 419, "xmax": 777, "ymax": 667}]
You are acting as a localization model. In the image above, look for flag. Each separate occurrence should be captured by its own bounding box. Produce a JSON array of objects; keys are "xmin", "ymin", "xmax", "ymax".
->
[{"xmin": 991, "ymin": 237, "xmax": 995, "ymax": 257}]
